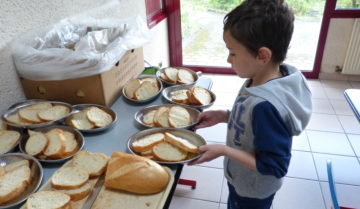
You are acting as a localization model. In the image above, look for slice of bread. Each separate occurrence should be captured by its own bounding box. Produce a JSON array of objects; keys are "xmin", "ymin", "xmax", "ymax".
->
[
  {"xmin": 51, "ymin": 166, "xmax": 89, "ymax": 190},
  {"xmin": 177, "ymin": 69, "xmax": 195, "ymax": 84},
  {"xmin": 0, "ymin": 120, "xmax": 6, "ymax": 130},
  {"xmin": 61, "ymin": 131, "xmax": 78, "ymax": 157},
  {"xmin": 70, "ymin": 111, "xmax": 95, "ymax": 130},
  {"xmin": 152, "ymin": 142, "xmax": 187, "ymax": 162},
  {"xmin": 164, "ymin": 132, "xmax": 198, "ymax": 153},
  {"xmin": 72, "ymin": 151, "xmax": 109, "ymax": 177},
  {"xmin": 0, "ymin": 165, "xmax": 31, "ymax": 204},
  {"xmin": 134, "ymin": 81, "xmax": 159, "ymax": 100},
  {"xmin": 168, "ymin": 106, "xmax": 191, "ymax": 128},
  {"xmin": 38, "ymin": 105, "xmax": 70, "ymax": 122},
  {"xmin": 44, "ymin": 129, "xmax": 66, "ymax": 159},
  {"xmin": 171, "ymin": 89, "xmax": 189, "ymax": 104},
  {"xmin": 142, "ymin": 110, "xmax": 156, "ymax": 126},
  {"xmin": 160, "ymin": 72, "xmax": 169, "ymax": 81},
  {"xmin": 4, "ymin": 160, "xmax": 30, "ymax": 173},
  {"xmin": 26, "ymin": 191, "xmax": 71, "ymax": 209},
  {"xmin": 132, "ymin": 132, "xmax": 165, "ymax": 152},
  {"xmin": 25, "ymin": 131, "xmax": 48, "ymax": 156},
  {"xmin": 0, "ymin": 130, "xmax": 21, "ymax": 154},
  {"xmin": 27, "ymin": 102, "xmax": 53, "ymax": 110},
  {"xmin": 153, "ymin": 107, "xmax": 170, "ymax": 127},
  {"xmin": 56, "ymin": 180, "xmax": 92, "ymax": 201},
  {"xmin": 86, "ymin": 107, "xmax": 113, "ymax": 128},
  {"xmin": 164, "ymin": 67, "xmax": 178, "ymax": 83},
  {"xmin": 141, "ymin": 77, "xmax": 159, "ymax": 90},
  {"xmin": 124, "ymin": 79, "xmax": 142, "ymax": 99},
  {"xmin": 190, "ymin": 86, "xmax": 212, "ymax": 105},
  {"xmin": 5, "ymin": 113, "xmax": 32, "ymax": 125},
  {"xmin": 0, "ymin": 166, "xmax": 4, "ymax": 177},
  {"xmin": 18, "ymin": 107, "xmax": 43, "ymax": 123}
]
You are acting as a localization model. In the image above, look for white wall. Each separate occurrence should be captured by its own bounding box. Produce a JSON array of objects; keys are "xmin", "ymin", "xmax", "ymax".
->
[{"xmin": 0, "ymin": 0, "xmax": 169, "ymax": 113}]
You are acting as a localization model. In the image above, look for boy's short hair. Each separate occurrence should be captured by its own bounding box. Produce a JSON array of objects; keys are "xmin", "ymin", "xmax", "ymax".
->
[{"xmin": 224, "ymin": 0, "xmax": 294, "ymax": 63}]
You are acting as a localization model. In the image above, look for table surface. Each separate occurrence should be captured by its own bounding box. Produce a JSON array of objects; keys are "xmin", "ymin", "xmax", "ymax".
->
[
  {"xmin": 10, "ymin": 76, "xmax": 213, "ymax": 209},
  {"xmin": 344, "ymin": 89, "xmax": 360, "ymax": 121}
]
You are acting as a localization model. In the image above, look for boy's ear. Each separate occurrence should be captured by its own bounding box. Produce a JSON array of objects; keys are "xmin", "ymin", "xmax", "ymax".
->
[{"xmin": 256, "ymin": 47, "xmax": 272, "ymax": 64}]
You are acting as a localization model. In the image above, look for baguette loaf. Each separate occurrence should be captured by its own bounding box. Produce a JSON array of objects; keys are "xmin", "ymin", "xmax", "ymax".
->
[
  {"xmin": 131, "ymin": 132, "xmax": 165, "ymax": 152},
  {"xmin": 26, "ymin": 191, "xmax": 71, "ymax": 209},
  {"xmin": 152, "ymin": 142, "xmax": 188, "ymax": 162},
  {"xmin": 0, "ymin": 130, "xmax": 21, "ymax": 154},
  {"xmin": 51, "ymin": 166, "xmax": 89, "ymax": 190},
  {"xmin": 72, "ymin": 150, "xmax": 109, "ymax": 177},
  {"xmin": 25, "ymin": 131, "xmax": 48, "ymax": 156},
  {"xmin": 164, "ymin": 132, "xmax": 198, "ymax": 153},
  {"xmin": 104, "ymin": 152, "xmax": 169, "ymax": 194}
]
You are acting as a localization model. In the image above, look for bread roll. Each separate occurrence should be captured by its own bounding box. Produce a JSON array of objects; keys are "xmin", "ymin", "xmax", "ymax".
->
[{"xmin": 104, "ymin": 152, "xmax": 169, "ymax": 194}]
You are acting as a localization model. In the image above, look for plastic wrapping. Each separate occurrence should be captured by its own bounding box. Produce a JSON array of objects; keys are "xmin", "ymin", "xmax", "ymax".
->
[{"xmin": 12, "ymin": 16, "xmax": 151, "ymax": 81}]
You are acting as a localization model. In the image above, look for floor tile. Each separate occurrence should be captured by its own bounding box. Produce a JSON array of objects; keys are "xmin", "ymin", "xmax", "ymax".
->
[
  {"xmin": 287, "ymin": 151, "xmax": 318, "ymax": 180},
  {"xmin": 196, "ymin": 123, "xmax": 228, "ymax": 143},
  {"xmin": 169, "ymin": 196, "xmax": 220, "ymax": 209},
  {"xmin": 307, "ymin": 79, "xmax": 323, "ymax": 88},
  {"xmin": 312, "ymin": 98, "xmax": 335, "ymax": 114},
  {"xmin": 219, "ymin": 203, "xmax": 227, "ymax": 209},
  {"xmin": 312, "ymin": 153, "xmax": 360, "ymax": 185},
  {"xmin": 309, "ymin": 86, "xmax": 327, "ymax": 99},
  {"xmin": 320, "ymin": 181, "xmax": 360, "ymax": 209},
  {"xmin": 292, "ymin": 131, "xmax": 311, "ymax": 151},
  {"xmin": 307, "ymin": 130, "xmax": 355, "ymax": 156},
  {"xmin": 272, "ymin": 177, "xmax": 326, "ymax": 209},
  {"xmin": 306, "ymin": 113, "xmax": 344, "ymax": 133},
  {"xmin": 320, "ymin": 80, "xmax": 352, "ymax": 89},
  {"xmin": 323, "ymin": 87, "xmax": 347, "ymax": 101},
  {"xmin": 338, "ymin": 115, "xmax": 360, "ymax": 134},
  {"xmin": 350, "ymin": 81, "xmax": 360, "ymax": 88},
  {"xmin": 347, "ymin": 134, "xmax": 360, "ymax": 157},
  {"xmin": 175, "ymin": 165, "xmax": 224, "ymax": 201},
  {"xmin": 330, "ymin": 99, "xmax": 356, "ymax": 116}
]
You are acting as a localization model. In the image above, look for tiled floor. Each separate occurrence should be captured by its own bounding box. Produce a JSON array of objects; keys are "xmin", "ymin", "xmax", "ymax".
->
[{"xmin": 169, "ymin": 74, "xmax": 360, "ymax": 209}]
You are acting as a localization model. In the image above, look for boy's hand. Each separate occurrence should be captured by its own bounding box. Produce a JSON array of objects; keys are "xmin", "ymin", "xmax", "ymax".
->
[
  {"xmin": 188, "ymin": 144, "xmax": 226, "ymax": 165},
  {"xmin": 193, "ymin": 110, "xmax": 229, "ymax": 130}
]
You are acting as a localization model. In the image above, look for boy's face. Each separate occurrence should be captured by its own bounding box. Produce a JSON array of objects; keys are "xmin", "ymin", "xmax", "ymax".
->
[{"xmin": 223, "ymin": 30, "xmax": 260, "ymax": 79}]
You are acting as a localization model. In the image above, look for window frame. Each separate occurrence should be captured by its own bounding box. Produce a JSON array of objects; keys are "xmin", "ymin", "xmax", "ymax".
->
[{"xmin": 146, "ymin": 0, "xmax": 167, "ymax": 29}]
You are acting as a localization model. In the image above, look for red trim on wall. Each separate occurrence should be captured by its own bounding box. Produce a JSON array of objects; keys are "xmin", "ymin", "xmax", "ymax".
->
[{"xmin": 165, "ymin": 0, "xmax": 182, "ymax": 66}]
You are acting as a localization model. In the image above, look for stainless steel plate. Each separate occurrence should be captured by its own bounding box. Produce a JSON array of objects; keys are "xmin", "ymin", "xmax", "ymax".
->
[
  {"xmin": 0, "ymin": 153, "xmax": 43, "ymax": 209},
  {"xmin": 127, "ymin": 128, "xmax": 206, "ymax": 164},
  {"xmin": 122, "ymin": 75, "xmax": 163, "ymax": 103},
  {"xmin": 64, "ymin": 104, "xmax": 117, "ymax": 133},
  {"xmin": 134, "ymin": 104, "xmax": 200, "ymax": 129},
  {"xmin": 162, "ymin": 85, "xmax": 216, "ymax": 110},
  {"xmin": 156, "ymin": 67, "xmax": 201, "ymax": 86},
  {"xmin": 2, "ymin": 100, "xmax": 73, "ymax": 129},
  {"xmin": 19, "ymin": 125, "xmax": 85, "ymax": 163},
  {"xmin": 0, "ymin": 129, "xmax": 22, "ymax": 155}
]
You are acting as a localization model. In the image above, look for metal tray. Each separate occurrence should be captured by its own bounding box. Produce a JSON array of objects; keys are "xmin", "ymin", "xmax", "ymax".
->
[
  {"xmin": 64, "ymin": 104, "xmax": 117, "ymax": 133},
  {"xmin": 0, "ymin": 153, "xmax": 43, "ymax": 209},
  {"xmin": 19, "ymin": 125, "xmax": 85, "ymax": 163},
  {"xmin": 2, "ymin": 100, "xmax": 73, "ymax": 129},
  {"xmin": 162, "ymin": 85, "xmax": 216, "ymax": 110},
  {"xmin": 156, "ymin": 67, "xmax": 201, "ymax": 86},
  {"xmin": 122, "ymin": 75, "xmax": 163, "ymax": 103},
  {"xmin": 134, "ymin": 104, "xmax": 200, "ymax": 129},
  {"xmin": 127, "ymin": 128, "xmax": 206, "ymax": 164},
  {"xmin": 0, "ymin": 129, "xmax": 22, "ymax": 155}
]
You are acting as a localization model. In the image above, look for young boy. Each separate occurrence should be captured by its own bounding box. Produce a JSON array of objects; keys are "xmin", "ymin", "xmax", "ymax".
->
[{"xmin": 189, "ymin": 0, "xmax": 312, "ymax": 208}]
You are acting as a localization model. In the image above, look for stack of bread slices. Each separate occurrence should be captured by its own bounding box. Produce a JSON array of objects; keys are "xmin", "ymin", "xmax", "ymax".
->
[
  {"xmin": 132, "ymin": 132, "xmax": 199, "ymax": 162},
  {"xmin": 25, "ymin": 151, "xmax": 109, "ymax": 208},
  {"xmin": 68, "ymin": 106, "xmax": 113, "ymax": 130},
  {"xmin": 124, "ymin": 77, "xmax": 160, "ymax": 100},
  {"xmin": 160, "ymin": 67, "xmax": 195, "ymax": 84},
  {"xmin": 5, "ymin": 102, "xmax": 70, "ymax": 126},
  {"xmin": 0, "ymin": 160, "xmax": 31, "ymax": 204},
  {"xmin": 25, "ymin": 128, "xmax": 79, "ymax": 160},
  {"xmin": 142, "ymin": 105, "xmax": 192, "ymax": 128},
  {"xmin": 171, "ymin": 86, "xmax": 212, "ymax": 106}
]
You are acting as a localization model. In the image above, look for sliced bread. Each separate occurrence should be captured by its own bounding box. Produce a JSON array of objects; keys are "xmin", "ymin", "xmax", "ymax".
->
[
  {"xmin": 168, "ymin": 106, "xmax": 191, "ymax": 128},
  {"xmin": 142, "ymin": 110, "xmax": 156, "ymax": 126},
  {"xmin": 177, "ymin": 69, "xmax": 195, "ymax": 84},
  {"xmin": 153, "ymin": 107, "xmax": 170, "ymax": 127},
  {"xmin": 0, "ymin": 130, "xmax": 21, "ymax": 154},
  {"xmin": 0, "ymin": 120, "xmax": 6, "ymax": 130},
  {"xmin": 26, "ymin": 191, "xmax": 71, "ymax": 209},
  {"xmin": 5, "ymin": 113, "xmax": 32, "ymax": 125},
  {"xmin": 152, "ymin": 142, "xmax": 188, "ymax": 162},
  {"xmin": 18, "ymin": 107, "xmax": 42, "ymax": 123},
  {"xmin": 51, "ymin": 166, "xmax": 89, "ymax": 190},
  {"xmin": 164, "ymin": 132, "xmax": 198, "ymax": 153},
  {"xmin": 70, "ymin": 111, "xmax": 95, "ymax": 130},
  {"xmin": 61, "ymin": 131, "xmax": 78, "ymax": 157},
  {"xmin": 124, "ymin": 78, "xmax": 142, "ymax": 99},
  {"xmin": 141, "ymin": 77, "xmax": 159, "ymax": 90},
  {"xmin": 56, "ymin": 180, "xmax": 92, "ymax": 201},
  {"xmin": 4, "ymin": 160, "xmax": 30, "ymax": 172},
  {"xmin": 27, "ymin": 102, "xmax": 53, "ymax": 110},
  {"xmin": 171, "ymin": 89, "xmax": 189, "ymax": 104},
  {"xmin": 72, "ymin": 151, "xmax": 109, "ymax": 177},
  {"xmin": 160, "ymin": 72, "xmax": 169, "ymax": 81},
  {"xmin": 189, "ymin": 86, "xmax": 212, "ymax": 105},
  {"xmin": 86, "ymin": 107, "xmax": 112, "ymax": 128},
  {"xmin": 44, "ymin": 129, "xmax": 66, "ymax": 159},
  {"xmin": 132, "ymin": 132, "xmax": 165, "ymax": 152},
  {"xmin": 38, "ymin": 105, "xmax": 70, "ymax": 122},
  {"xmin": 0, "ymin": 166, "xmax": 4, "ymax": 177},
  {"xmin": 164, "ymin": 67, "xmax": 178, "ymax": 83},
  {"xmin": 134, "ymin": 81, "xmax": 159, "ymax": 100},
  {"xmin": 25, "ymin": 131, "xmax": 48, "ymax": 156}
]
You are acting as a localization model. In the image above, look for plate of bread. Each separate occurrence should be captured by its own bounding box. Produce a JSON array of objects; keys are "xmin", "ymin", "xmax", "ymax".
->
[
  {"xmin": 127, "ymin": 128, "xmax": 206, "ymax": 164},
  {"xmin": 0, "ymin": 120, "xmax": 22, "ymax": 155},
  {"xmin": 19, "ymin": 125, "xmax": 84, "ymax": 163},
  {"xmin": 0, "ymin": 153, "xmax": 43, "ymax": 209},
  {"xmin": 2, "ymin": 100, "xmax": 73, "ymax": 129},
  {"xmin": 122, "ymin": 76, "xmax": 163, "ymax": 103},
  {"xmin": 65, "ymin": 104, "xmax": 117, "ymax": 133},
  {"xmin": 156, "ymin": 67, "xmax": 200, "ymax": 86},
  {"xmin": 162, "ymin": 85, "xmax": 216, "ymax": 110},
  {"xmin": 134, "ymin": 104, "xmax": 200, "ymax": 129}
]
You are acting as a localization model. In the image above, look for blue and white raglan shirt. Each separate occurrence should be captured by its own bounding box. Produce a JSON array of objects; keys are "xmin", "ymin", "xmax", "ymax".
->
[{"xmin": 224, "ymin": 64, "xmax": 312, "ymax": 199}]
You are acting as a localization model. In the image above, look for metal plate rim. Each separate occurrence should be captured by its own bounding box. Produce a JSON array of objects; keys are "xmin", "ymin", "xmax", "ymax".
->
[{"xmin": 156, "ymin": 67, "xmax": 199, "ymax": 86}]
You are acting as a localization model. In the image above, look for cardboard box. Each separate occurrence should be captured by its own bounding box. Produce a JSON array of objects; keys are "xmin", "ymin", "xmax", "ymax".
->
[{"xmin": 20, "ymin": 48, "xmax": 144, "ymax": 106}]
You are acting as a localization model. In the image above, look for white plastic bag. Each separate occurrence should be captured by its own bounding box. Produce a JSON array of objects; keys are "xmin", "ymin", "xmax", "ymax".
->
[{"xmin": 12, "ymin": 16, "xmax": 151, "ymax": 81}]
